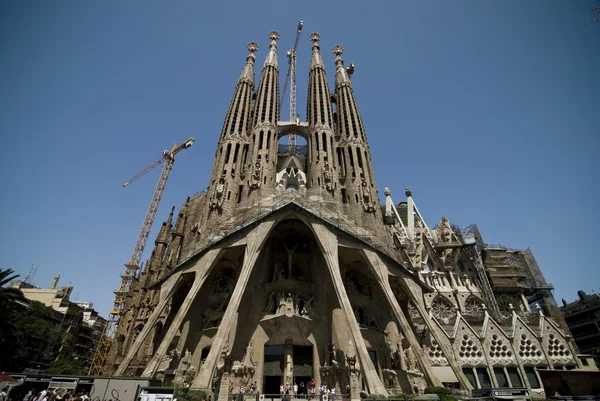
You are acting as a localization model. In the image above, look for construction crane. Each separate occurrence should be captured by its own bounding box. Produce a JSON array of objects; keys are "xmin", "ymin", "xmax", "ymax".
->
[
  {"xmin": 23, "ymin": 264, "xmax": 38, "ymax": 284},
  {"xmin": 281, "ymin": 20, "xmax": 303, "ymax": 147},
  {"xmin": 88, "ymin": 137, "xmax": 194, "ymax": 375}
]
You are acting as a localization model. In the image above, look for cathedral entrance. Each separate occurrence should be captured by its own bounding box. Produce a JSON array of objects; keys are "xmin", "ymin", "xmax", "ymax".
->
[
  {"xmin": 293, "ymin": 345, "xmax": 313, "ymax": 394},
  {"xmin": 264, "ymin": 345, "xmax": 284, "ymax": 395}
]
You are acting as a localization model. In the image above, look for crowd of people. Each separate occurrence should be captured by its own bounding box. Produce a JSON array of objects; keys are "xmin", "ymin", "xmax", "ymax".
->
[{"xmin": 0, "ymin": 387, "xmax": 91, "ymax": 401}]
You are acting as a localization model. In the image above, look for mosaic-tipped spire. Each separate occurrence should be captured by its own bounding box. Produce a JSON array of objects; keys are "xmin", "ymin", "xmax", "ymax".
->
[
  {"xmin": 239, "ymin": 41, "xmax": 258, "ymax": 84},
  {"xmin": 309, "ymin": 32, "xmax": 323, "ymax": 69},
  {"xmin": 333, "ymin": 44, "xmax": 351, "ymax": 86},
  {"xmin": 264, "ymin": 31, "xmax": 280, "ymax": 68}
]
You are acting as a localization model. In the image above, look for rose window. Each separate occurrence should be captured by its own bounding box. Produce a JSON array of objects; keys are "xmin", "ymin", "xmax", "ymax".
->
[
  {"xmin": 464, "ymin": 297, "xmax": 484, "ymax": 318},
  {"xmin": 431, "ymin": 297, "xmax": 457, "ymax": 323}
]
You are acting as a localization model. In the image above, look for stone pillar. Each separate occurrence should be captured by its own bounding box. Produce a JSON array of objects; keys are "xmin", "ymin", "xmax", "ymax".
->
[
  {"xmin": 115, "ymin": 270, "xmax": 182, "ymax": 375},
  {"xmin": 141, "ymin": 249, "xmax": 224, "ymax": 377},
  {"xmin": 361, "ymin": 249, "xmax": 441, "ymax": 388},
  {"xmin": 284, "ymin": 340, "xmax": 294, "ymax": 388},
  {"xmin": 362, "ymin": 249, "xmax": 473, "ymax": 391},
  {"xmin": 217, "ymin": 372, "xmax": 231, "ymax": 401},
  {"xmin": 311, "ymin": 222, "xmax": 388, "ymax": 396},
  {"xmin": 193, "ymin": 220, "xmax": 275, "ymax": 388}
]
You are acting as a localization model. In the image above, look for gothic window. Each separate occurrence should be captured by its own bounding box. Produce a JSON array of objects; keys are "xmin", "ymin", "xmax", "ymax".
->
[
  {"xmin": 133, "ymin": 325, "xmax": 144, "ymax": 343},
  {"xmin": 427, "ymin": 260, "xmax": 435, "ymax": 272},
  {"xmin": 476, "ymin": 368, "xmax": 492, "ymax": 389},
  {"xmin": 507, "ymin": 367, "xmax": 523, "ymax": 387},
  {"xmin": 225, "ymin": 143, "xmax": 232, "ymax": 163},
  {"xmin": 494, "ymin": 367, "xmax": 509, "ymax": 387},
  {"xmin": 458, "ymin": 261, "xmax": 466, "ymax": 273},
  {"xmin": 524, "ymin": 367, "xmax": 541, "ymax": 388},
  {"xmin": 431, "ymin": 296, "xmax": 456, "ymax": 323}
]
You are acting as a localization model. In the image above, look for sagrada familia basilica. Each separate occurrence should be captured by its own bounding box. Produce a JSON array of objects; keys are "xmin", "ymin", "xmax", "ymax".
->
[{"xmin": 104, "ymin": 30, "xmax": 582, "ymax": 398}]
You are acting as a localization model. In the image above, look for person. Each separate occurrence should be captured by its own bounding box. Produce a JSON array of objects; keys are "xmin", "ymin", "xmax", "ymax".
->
[
  {"xmin": 24, "ymin": 390, "xmax": 34, "ymax": 401},
  {"xmin": 282, "ymin": 391, "xmax": 290, "ymax": 401},
  {"xmin": 412, "ymin": 383, "xmax": 419, "ymax": 395},
  {"xmin": 293, "ymin": 383, "xmax": 298, "ymax": 395},
  {"xmin": 280, "ymin": 385, "xmax": 284, "ymax": 396},
  {"xmin": 1, "ymin": 387, "xmax": 7, "ymax": 401},
  {"xmin": 250, "ymin": 382, "xmax": 256, "ymax": 394},
  {"xmin": 330, "ymin": 388, "xmax": 335, "ymax": 400}
]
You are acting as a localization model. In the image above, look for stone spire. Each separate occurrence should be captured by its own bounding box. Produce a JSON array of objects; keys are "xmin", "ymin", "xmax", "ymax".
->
[
  {"xmin": 246, "ymin": 31, "xmax": 281, "ymax": 199},
  {"xmin": 205, "ymin": 42, "xmax": 258, "ymax": 220},
  {"xmin": 144, "ymin": 207, "xmax": 174, "ymax": 285},
  {"xmin": 306, "ymin": 33, "xmax": 339, "ymax": 197},
  {"xmin": 333, "ymin": 45, "xmax": 379, "ymax": 219}
]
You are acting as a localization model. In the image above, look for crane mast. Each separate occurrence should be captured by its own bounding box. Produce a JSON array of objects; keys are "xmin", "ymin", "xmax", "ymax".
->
[
  {"xmin": 88, "ymin": 137, "xmax": 194, "ymax": 375},
  {"xmin": 282, "ymin": 20, "xmax": 303, "ymax": 147}
]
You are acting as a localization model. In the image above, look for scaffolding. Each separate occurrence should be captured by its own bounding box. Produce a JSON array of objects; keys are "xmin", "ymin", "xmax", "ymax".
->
[{"xmin": 458, "ymin": 225, "xmax": 502, "ymax": 321}]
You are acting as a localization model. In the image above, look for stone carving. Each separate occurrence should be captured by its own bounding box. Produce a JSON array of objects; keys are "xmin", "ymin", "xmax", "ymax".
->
[
  {"xmin": 411, "ymin": 218, "xmax": 425, "ymax": 269},
  {"xmin": 360, "ymin": 179, "xmax": 376, "ymax": 213},
  {"xmin": 209, "ymin": 175, "xmax": 228, "ymax": 210},
  {"xmin": 364, "ymin": 312, "xmax": 381, "ymax": 331},
  {"xmin": 404, "ymin": 346, "xmax": 417, "ymax": 372},
  {"xmin": 322, "ymin": 161, "xmax": 336, "ymax": 192},
  {"xmin": 436, "ymin": 216, "xmax": 454, "ymax": 243},
  {"xmin": 346, "ymin": 272, "xmax": 372, "ymax": 298},
  {"xmin": 173, "ymin": 349, "xmax": 194, "ymax": 385},
  {"xmin": 249, "ymin": 161, "xmax": 263, "ymax": 189},
  {"xmin": 283, "ymin": 242, "xmax": 298, "ymax": 279},
  {"xmin": 214, "ymin": 276, "xmax": 234, "ymax": 294},
  {"xmin": 157, "ymin": 348, "xmax": 179, "ymax": 374},
  {"xmin": 272, "ymin": 260, "xmax": 285, "ymax": 281},
  {"xmin": 263, "ymin": 292, "xmax": 320, "ymax": 320},
  {"xmin": 203, "ymin": 300, "xmax": 227, "ymax": 329},
  {"xmin": 217, "ymin": 341, "xmax": 232, "ymax": 372}
]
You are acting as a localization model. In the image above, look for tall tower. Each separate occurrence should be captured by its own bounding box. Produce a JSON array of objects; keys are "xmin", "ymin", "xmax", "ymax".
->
[
  {"xmin": 332, "ymin": 44, "xmax": 379, "ymax": 222},
  {"xmin": 246, "ymin": 31, "xmax": 280, "ymax": 200},
  {"xmin": 206, "ymin": 41, "xmax": 258, "ymax": 220},
  {"xmin": 306, "ymin": 33, "xmax": 339, "ymax": 199}
]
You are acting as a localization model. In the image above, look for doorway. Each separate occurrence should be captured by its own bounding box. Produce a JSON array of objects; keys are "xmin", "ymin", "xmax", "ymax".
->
[
  {"xmin": 264, "ymin": 345, "xmax": 285, "ymax": 395},
  {"xmin": 264, "ymin": 375, "xmax": 282, "ymax": 396}
]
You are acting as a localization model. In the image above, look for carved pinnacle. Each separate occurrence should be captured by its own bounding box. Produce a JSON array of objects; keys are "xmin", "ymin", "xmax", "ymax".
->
[
  {"xmin": 247, "ymin": 41, "xmax": 258, "ymax": 53},
  {"xmin": 332, "ymin": 44, "xmax": 344, "ymax": 56},
  {"xmin": 269, "ymin": 31, "xmax": 280, "ymax": 41},
  {"xmin": 310, "ymin": 32, "xmax": 320, "ymax": 42}
]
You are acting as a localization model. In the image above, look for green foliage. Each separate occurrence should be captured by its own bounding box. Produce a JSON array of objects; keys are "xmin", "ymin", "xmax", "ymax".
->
[
  {"xmin": 387, "ymin": 394, "xmax": 418, "ymax": 401},
  {"xmin": 0, "ymin": 299, "xmax": 62, "ymax": 372},
  {"xmin": 174, "ymin": 388, "xmax": 207, "ymax": 401},
  {"xmin": 0, "ymin": 269, "xmax": 24, "ymax": 304},
  {"xmin": 46, "ymin": 358, "xmax": 85, "ymax": 375},
  {"xmin": 424, "ymin": 387, "xmax": 452, "ymax": 401}
]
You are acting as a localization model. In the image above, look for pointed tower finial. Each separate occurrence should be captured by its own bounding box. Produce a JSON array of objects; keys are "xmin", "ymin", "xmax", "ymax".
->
[
  {"xmin": 264, "ymin": 31, "xmax": 280, "ymax": 68},
  {"xmin": 309, "ymin": 32, "xmax": 324, "ymax": 69}
]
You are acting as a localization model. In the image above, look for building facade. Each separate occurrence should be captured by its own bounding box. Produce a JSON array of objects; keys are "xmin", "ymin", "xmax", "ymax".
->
[
  {"xmin": 105, "ymin": 31, "xmax": 581, "ymax": 398},
  {"xmin": 10, "ymin": 276, "xmax": 107, "ymax": 372},
  {"xmin": 560, "ymin": 291, "xmax": 600, "ymax": 356}
]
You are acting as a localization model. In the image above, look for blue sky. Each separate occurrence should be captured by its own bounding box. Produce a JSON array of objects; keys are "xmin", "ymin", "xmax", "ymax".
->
[{"xmin": 1, "ymin": 1, "xmax": 598, "ymax": 318}]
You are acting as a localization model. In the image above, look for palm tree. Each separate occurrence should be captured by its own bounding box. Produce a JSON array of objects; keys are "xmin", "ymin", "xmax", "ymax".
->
[{"xmin": 0, "ymin": 268, "xmax": 24, "ymax": 303}]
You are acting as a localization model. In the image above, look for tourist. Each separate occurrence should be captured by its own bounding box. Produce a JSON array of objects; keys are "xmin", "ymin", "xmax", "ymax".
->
[
  {"xmin": 24, "ymin": 390, "xmax": 34, "ymax": 401},
  {"xmin": 280, "ymin": 384, "xmax": 284, "ymax": 396},
  {"xmin": 293, "ymin": 383, "xmax": 298, "ymax": 395}
]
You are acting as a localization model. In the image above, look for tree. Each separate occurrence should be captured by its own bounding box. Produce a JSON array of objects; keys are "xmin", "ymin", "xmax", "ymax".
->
[
  {"xmin": 46, "ymin": 359, "xmax": 85, "ymax": 375},
  {"xmin": 0, "ymin": 268, "xmax": 23, "ymax": 304}
]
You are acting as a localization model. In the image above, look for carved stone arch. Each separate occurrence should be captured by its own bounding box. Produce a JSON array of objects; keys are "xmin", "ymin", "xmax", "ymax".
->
[
  {"xmin": 133, "ymin": 324, "xmax": 144, "ymax": 344},
  {"xmin": 430, "ymin": 295, "xmax": 457, "ymax": 324}
]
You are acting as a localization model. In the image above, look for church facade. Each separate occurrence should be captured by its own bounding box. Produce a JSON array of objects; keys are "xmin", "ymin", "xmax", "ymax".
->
[{"xmin": 105, "ymin": 31, "xmax": 581, "ymax": 398}]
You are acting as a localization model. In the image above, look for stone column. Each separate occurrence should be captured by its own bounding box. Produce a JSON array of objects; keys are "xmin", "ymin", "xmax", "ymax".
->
[
  {"xmin": 217, "ymin": 372, "xmax": 231, "ymax": 401},
  {"xmin": 193, "ymin": 220, "xmax": 275, "ymax": 388},
  {"xmin": 362, "ymin": 249, "xmax": 473, "ymax": 391},
  {"xmin": 311, "ymin": 222, "xmax": 388, "ymax": 396},
  {"xmin": 284, "ymin": 340, "xmax": 294, "ymax": 388},
  {"xmin": 115, "ymin": 270, "xmax": 182, "ymax": 375},
  {"xmin": 361, "ymin": 249, "xmax": 441, "ymax": 387},
  {"xmin": 141, "ymin": 249, "xmax": 224, "ymax": 377}
]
